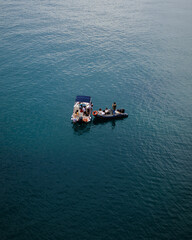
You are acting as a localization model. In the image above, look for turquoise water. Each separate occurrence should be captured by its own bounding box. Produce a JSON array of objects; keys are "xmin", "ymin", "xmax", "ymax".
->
[{"xmin": 1, "ymin": 0, "xmax": 192, "ymax": 239}]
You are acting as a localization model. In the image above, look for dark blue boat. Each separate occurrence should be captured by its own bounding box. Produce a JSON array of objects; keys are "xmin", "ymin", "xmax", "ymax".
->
[{"xmin": 93, "ymin": 109, "xmax": 128, "ymax": 120}]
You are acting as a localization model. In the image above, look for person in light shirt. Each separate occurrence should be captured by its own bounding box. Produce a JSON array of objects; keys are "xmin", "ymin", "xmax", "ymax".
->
[
  {"xmin": 105, "ymin": 108, "xmax": 110, "ymax": 114},
  {"xmin": 82, "ymin": 106, "xmax": 86, "ymax": 114},
  {"xmin": 98, "ymin": 108, "xmax": 104, "ymax": 115}
]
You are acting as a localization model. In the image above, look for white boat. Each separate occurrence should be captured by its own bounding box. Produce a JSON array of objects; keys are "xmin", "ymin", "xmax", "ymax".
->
[{"xmin": 71, "ymin": 96, "xmax": 92, "ymax": 123}]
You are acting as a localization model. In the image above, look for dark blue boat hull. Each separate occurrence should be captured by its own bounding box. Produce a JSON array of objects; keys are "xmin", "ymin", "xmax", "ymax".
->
[{"xmin": 94, "ymin": 113, "xmax": 128, "ymax": 120}]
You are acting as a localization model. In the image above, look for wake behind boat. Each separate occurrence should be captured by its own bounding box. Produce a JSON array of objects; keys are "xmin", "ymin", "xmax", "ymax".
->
[{"xmin": 71, "ymin": 96, "xmax": 93, "ymax": 123}]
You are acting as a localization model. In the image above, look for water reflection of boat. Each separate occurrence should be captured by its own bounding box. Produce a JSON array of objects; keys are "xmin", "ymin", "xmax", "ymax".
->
[
  {"xmin": 71, "ymin": 96, "xmax": 92, "ymax": 123},
  {"xmin": 72, "ymin": 122, "xmax": 91, "ymax": 135}
]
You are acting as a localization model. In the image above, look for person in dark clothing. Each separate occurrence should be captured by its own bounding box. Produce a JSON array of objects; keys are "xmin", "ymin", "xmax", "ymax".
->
[{"xmin": 112, "ymin": 102, "xmax": 117, "ymax": 114}]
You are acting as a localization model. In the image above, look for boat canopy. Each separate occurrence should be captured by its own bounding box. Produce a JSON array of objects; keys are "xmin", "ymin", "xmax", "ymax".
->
[{"xmin": 75, "ymin": 96, "xmax": 91, "ymax": 103}]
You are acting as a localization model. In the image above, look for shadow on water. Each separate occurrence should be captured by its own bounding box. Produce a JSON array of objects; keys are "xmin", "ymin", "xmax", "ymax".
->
[
  {"xmin": 93, "ymin": 117, "xmax": 127, "ymax": 129},
  {"xmin": 93, "ymin": 118, "xmax": 117, "ymax": 129},
  {"xmin": 72, "ymin": 117, "xmax": 128, "ymax": 134},
  {"xmin": 72, "ymin": 122, "xmax": 91, "ymax": 135}
]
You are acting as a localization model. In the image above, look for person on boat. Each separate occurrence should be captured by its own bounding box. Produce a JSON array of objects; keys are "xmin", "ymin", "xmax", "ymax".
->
[
  {"xmin": 85, "ymin": 108, "xmax": 89, "ymax": 116},
  {"xmin": 98, "ymin": 108, "xmax": 104, "ymax": 115},
  {"xmin": 74, "ymin": 110, "xmax": 79, "ymax": 118},
  {"xmin": 105, "ymin": 108, "xmax": 110, "ymax": 114},
  {"xmin": 112, "ymin": 102, "xmax": 117, "ymax": 114},
  {"xmin": 87, "ymin": 103, "xmax": 93, "ymax": 115},
  {"xmin": 86, "ymin": 105, "xmax": 90, "ymax": 115},
  {"xmin": 79, "ymin": 105, "xmax": 83, "ymax": 112},
  {"xmin": 82, "ymin": 106, "xmax": 86, "ymax": 113}
]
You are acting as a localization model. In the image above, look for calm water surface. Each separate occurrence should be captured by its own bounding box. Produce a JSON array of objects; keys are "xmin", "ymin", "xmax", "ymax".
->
[{"xmin": 1, "ymin": 0, "xmax": 192, "ymax": 239}]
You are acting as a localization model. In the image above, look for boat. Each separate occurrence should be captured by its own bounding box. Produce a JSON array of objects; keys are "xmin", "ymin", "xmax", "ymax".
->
[
  {"xmin": 92, "ymin": 108, "xmax": 128, "ymax": 120},
  {"xmin": 71, "ymin": 96, "xmax": 92, "ymax": 123}
]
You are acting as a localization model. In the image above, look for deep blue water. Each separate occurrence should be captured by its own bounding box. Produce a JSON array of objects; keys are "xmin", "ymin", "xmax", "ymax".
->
[{"xmin": 1, "ymin": 0, "xmax": 192, "ymax": 239}]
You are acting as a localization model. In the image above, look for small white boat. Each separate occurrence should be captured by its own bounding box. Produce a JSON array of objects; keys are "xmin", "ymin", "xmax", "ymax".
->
[{"xmin": 71, "ymin": 96, "xmax": 92, "ymax": 123}]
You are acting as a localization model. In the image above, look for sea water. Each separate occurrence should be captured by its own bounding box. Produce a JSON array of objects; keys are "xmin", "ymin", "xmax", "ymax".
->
[{"xmin": 1, "ymin": 0, "xmax": 192, "ymax": 239}]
